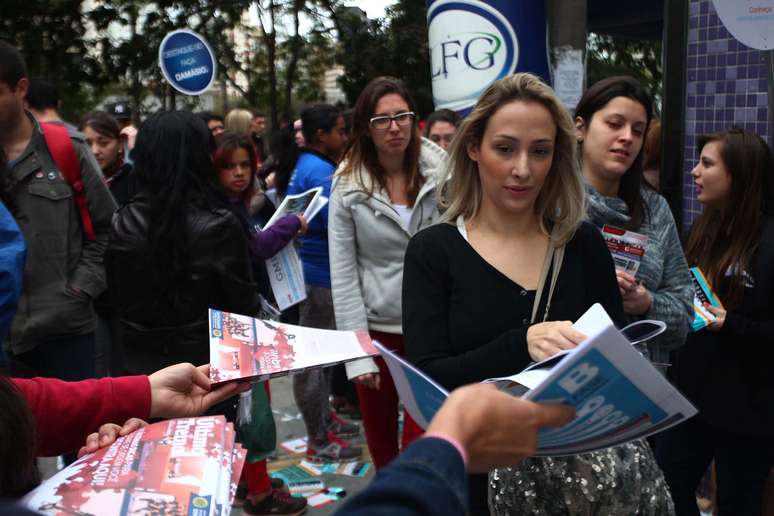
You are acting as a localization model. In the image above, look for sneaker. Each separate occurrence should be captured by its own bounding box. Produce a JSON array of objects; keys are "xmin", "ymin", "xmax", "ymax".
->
[
  {"xmin": 243, "ymin": 488, "xmax": 307, "ymax": 516},
  {"xmin": 327, "ymin": 411, "xmax": 360, "ymax": 439},
  {"xmin": 234, "ymin": 479, "xmax": 287, "ymax": 507},
  {"xmin": 306, "ymin": 432, "xmax": 362, "ymax": 463}
]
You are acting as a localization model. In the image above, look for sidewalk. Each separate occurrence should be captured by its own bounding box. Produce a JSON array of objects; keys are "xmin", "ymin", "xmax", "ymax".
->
[{"xmin": 232, "ymin": 375, "xmax": 374, "ymax": 515}]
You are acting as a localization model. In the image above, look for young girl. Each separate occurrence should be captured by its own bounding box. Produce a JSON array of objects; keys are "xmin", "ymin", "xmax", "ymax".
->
[
  {"xmin": 80, "ymin": 111, "xmax": 133, "ymax": 205},
  {"xmin": 402, "ymin": 73, "xmax": 673, "ymax": 515},
  {"xmin": 657, "ymin": 128, "xmax": 774, "ymax": 515},
  {"xmin": 213, "ymin": 132, "xmax": 307, "ymax": 516},
  {"xmin": 575, "ymin": 77, "xmax": 692, "ymax": 369},
  {"xmin": 328, "ymin": 76, "xmax": 446, "ymax": 469}
]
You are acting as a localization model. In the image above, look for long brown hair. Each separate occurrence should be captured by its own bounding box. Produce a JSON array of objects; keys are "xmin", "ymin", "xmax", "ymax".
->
[
  {"xmin": 575, "ymin": 76, "xmax": 653, "ymax": 230},
  {"xmin": 337, "ymin": 76, "xmax": 424, "ymax": 205},
  {"xmin": 685, "ymin": 127, "xmax": 774, "ymax": 308}
]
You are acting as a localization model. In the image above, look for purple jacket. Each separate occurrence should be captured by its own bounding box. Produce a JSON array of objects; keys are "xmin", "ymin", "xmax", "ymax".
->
[{"xmin": 249, "ymin": 214, "xmax": 301, "ymax": 260}]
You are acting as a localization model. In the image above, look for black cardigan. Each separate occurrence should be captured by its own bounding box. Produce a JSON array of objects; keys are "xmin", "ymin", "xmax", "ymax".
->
[
  {"xmin": 402, "ymin": 221, "xmax": 625, "ymax": 391},
  {"xmin": 671, "ymin": 216, "xmax": 774, "ymax": 436}
]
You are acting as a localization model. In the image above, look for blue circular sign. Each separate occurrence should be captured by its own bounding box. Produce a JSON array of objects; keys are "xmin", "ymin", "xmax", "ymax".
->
[{"xmin": 158, "ymin": 29, "xmax": 217, "ymax": 96}]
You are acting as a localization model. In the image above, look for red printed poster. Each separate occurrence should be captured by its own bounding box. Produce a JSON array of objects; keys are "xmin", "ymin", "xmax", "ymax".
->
[
  {"xmin": 24, "ymin": 416, "xmax": 243, "ymax": 516},
  {"xmin": 208, "ymin": 309, "xmax": 378, "ymax": 384}
]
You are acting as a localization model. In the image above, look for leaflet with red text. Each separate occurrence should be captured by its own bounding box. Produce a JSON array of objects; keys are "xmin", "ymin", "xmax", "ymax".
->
[{"xmin": 208, "ymin": 309, "xmax": 378, "ymax": 384}]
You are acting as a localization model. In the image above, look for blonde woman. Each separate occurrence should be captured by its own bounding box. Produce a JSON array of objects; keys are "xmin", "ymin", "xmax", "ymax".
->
[
  {"xmin": 224, "ymin": 108, "xmax": 254, "ymax": 137},
  {"xmin": 402, "ymin": 73, "xmax": 673, "ymax": 514}
]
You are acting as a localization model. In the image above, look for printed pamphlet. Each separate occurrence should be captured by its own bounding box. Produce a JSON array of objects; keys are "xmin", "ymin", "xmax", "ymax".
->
[
  {"xmin": 24, "ymin": 416, "xmax": 245, "ymax": 516},
  {"xmin": 602, "ymin": 225, "xmax": 648, "ymax": 275},
  {"xmin": 377, "ymin": 304, "xmax": 697, "ymax": 456},
  {"xmin": 262, "ymin": 187, "xmax": 328, "ymax": 311},
  {"xmin": 690, "ymin": 267, "xmax": 724, "ymax": 331},
  {"xmin": 208, "ymin": 309, "xmax": 378, "ymax": 384}
]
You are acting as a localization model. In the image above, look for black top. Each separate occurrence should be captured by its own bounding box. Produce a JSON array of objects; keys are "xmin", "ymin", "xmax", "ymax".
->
[
  {"xmin": 671, "ymin": 216, "xmax": 774, "ymax": 435},
  {"xmin": 403, "ymin": 221, "xmax": 625, "ymax": 391}
]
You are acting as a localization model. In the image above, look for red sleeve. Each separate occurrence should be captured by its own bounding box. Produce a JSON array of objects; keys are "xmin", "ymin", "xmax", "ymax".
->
[{"xmin": 12, "ymin": 376, "xmax": 152, "ymax": 457}]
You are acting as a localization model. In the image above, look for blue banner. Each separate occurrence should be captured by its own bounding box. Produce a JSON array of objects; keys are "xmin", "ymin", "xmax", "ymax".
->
[
  {"xmin": 158, "ymin": 29, "xmax": 217, "ymax": 96},
  {"xmin": 426, "ymin": 0, "xmax": 550, "ymax": 114}
]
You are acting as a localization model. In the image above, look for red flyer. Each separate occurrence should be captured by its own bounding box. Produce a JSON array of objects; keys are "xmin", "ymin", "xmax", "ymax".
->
[
  {"xmin": 24, "ymin": 416, "xmax": 243, "ymax": 516},
  {"xmin": 208, "ymin": 309, "xmax": 378, "ymax": 384}
]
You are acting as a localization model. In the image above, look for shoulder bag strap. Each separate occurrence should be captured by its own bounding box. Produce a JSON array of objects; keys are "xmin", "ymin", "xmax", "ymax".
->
[{"xmin": 530, "ymin": 236, "xmax": 566, "ymax": 324}]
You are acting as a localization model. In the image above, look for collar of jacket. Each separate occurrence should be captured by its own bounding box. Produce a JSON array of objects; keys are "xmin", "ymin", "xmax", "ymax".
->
[{"xmin": 332, "ymin": 137, "xmax": 446, "ymax": 231}]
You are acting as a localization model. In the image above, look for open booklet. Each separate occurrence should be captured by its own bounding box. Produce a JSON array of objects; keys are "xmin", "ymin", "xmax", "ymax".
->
[
  {"xmin": 208, "ymin": 309, "xmax": 378, "ymax": 384},
  {"xmin": 24, "ymin": 416, "xmax": 246, "ymax": 516},
  {"xmin": 377, "ymin": 304, "xmax": 697, "ymax": 457}
]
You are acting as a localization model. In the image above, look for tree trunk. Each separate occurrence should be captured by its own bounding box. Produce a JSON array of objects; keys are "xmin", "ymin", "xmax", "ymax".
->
[{"xmin": 282, "ymin": 0, "xmax": 304, "ymax": 121}]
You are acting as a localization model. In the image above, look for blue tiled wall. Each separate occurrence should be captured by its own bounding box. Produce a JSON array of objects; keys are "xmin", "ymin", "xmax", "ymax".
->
[{"xmin": 683, "ymin": 0, "xmax": 770, "ymax": 228}]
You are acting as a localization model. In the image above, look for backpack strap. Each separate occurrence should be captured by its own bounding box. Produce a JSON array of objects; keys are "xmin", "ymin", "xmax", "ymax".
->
[{"xmin": 40, "ymin": 122, "xmax": 96, "ymax": 241}]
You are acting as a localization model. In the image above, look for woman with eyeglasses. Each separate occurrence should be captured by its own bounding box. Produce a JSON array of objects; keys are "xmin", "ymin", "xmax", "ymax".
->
[{"xmin": 328, "ymin": 76, "xmax": 447, "ymax": 468}]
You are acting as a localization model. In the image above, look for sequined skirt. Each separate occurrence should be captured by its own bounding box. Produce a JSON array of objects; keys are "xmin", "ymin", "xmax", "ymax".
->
[{"xmin": 489, "ymin": 440, "xmax": 675, "ymax": 515}]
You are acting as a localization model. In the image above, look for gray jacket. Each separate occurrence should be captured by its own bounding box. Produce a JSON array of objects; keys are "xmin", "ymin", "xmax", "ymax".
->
[
  {"xmin": 329, "ymin": 138, "xmax": 446, "ymax": 379},
  {"xmin": 585, "ymin": 184, "xmax": 693, "ymax": 365},
  {"xmin": 4, "ymin": 114, "xmax": 117, "ymax": 354}
]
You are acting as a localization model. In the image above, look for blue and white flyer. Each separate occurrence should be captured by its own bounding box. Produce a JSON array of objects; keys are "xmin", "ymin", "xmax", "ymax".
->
[{"xmin": 379, "ymin": 304, "xmax": 697, "ymax": 456}]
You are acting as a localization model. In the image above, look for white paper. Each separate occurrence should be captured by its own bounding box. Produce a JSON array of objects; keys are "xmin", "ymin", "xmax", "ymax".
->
[
  {"xmin": 378, "ymin": 304, "xmax": 697, "ymax": 456},
  {"xmin": 553, "ymin": 47, "xmax": 585, "ymax": 110},
  {"xmin": 266, "ymin": 244, "xmax": 307, "ymax": 311}
]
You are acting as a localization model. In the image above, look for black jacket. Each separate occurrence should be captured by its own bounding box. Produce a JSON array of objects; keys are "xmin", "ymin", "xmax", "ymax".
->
[
  {"xmin": 672, "ymin": 216, "xmax": 774, "ymax": 436},
  {"xmin": 106, "ymin": 192, "xmax": 261, "ymax": 374}
]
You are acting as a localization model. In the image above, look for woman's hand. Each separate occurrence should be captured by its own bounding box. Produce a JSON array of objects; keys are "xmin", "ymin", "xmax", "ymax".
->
[
  {"xmin": 526, "ymin": 321, "xmax": 586, "ymax": 362},
  {"xmin": 352, "ymin": 373, "xmax": 380, "ymax": 390},
  {"xmin": 148, "ymin": 363, "xmax": 250, "ymax": 419},
  {"xmin": 617, "ymin": 271, "xmax": 652, "ymax": 315},
  {"xmin": 77, "ymin": 418, "xmax": 148, "ymax": 458},
  {"xmin": 705, "ymin": 304, "xmax": 726, "ymax": 331},
  {"xmin": 296, "ymin": 215, "xmax": 308, "ymax": 236}
]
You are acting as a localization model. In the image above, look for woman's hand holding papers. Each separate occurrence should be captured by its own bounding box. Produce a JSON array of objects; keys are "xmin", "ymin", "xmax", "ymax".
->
[
  {"xmin": 705, "ymin": 304, "xmax": 726, "ymax": 331},
  {"xmin": 427, "ymin": 384, "xmax": 574, "ymax": 473},
  {"xmin": 78, "ymin": 418, "xmax": 148, "ymax": 458},
  {"xmin": 526, "ymin": 322, "xmax": 586, "ymax": 361}
]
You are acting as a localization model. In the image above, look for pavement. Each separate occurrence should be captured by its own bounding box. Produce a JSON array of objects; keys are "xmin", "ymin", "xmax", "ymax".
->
[{"xmin": 232, "ymin": 375, "xmax": 374, "ymax": 515}]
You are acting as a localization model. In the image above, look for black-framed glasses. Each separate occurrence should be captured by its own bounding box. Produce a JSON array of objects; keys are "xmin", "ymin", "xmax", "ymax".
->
[{"xmin": 369, "ymin": 111, "xmax": 415, "ymax": 130}]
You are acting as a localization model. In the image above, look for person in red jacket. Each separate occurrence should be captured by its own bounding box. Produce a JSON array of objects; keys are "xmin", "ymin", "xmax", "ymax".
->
[{"xmin": 1, "ymin": 362, "xmax": 248, "ymax": 498}]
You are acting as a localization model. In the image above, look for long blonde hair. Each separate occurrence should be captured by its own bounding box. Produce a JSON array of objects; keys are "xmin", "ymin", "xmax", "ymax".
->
[
  {"xmin": 439, "ymin": 73, "xmax": 585, "ymax": 245},
  {"xmin": 224, "ymin": 109, "xmax": 253, "ymax": 137}
]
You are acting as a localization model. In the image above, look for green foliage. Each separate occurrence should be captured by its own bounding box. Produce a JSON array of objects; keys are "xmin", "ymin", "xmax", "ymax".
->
[
  {"xmin": 0, "ymin": 0, "xmax": 108, "ymax": 120},
  {"xmin": 587, "ymin": 33, "xmax": 663, "ymax": 113},
  {"xmin": 332, "ymin": 0, "xmax": 434, "ymax": 116}
]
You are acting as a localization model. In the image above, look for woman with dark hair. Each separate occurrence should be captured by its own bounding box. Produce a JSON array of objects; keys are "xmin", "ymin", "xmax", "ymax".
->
[
  {"xmin": 657, "ymin": 128, "xmax": 774, "ymax": 516},
  {"xmin": 79, "ymin": 111, "xmax": 134, "ymax": 205},
  {"xmin": 329, "ymin": 76, "xmax": 446, "ymax": 468},
  {"xmin": 106, "ymin": 111, "xmax": 261, "ymax": 375},
  {"xmin": 575, "ymin": 76, "xmax": 692, "ymax": 370},
  {"xmin": 262, "ymin": 124, "xmax": 301, "ymax": 201}
]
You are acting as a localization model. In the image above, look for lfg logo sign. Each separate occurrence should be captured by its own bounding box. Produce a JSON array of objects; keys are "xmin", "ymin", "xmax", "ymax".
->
[{"xmin": 427, "ymin": 0, "xmax": 519, "ymax": 112}]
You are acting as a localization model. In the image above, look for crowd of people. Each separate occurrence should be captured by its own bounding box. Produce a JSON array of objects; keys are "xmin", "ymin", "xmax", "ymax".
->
[{"xmin": 0, "ymin": 37, "xmax": 772, "ymax": 516}]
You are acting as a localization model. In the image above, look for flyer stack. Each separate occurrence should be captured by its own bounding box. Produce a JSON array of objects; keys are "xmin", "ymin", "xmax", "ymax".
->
[{"xmin": 24, "ymin": 416, "xmax": 245, "ymax": 516}]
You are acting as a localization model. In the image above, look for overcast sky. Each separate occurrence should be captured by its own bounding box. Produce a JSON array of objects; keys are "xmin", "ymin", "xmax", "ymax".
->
[{"xmin": 355, "ymin": 0, "xmax": 398, "ymax": 19}]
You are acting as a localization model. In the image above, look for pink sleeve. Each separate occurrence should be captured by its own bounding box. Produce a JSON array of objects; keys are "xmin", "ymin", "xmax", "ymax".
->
[{"xmin": 13, "ymin": 376, "xmax": 152, "ymax": 457}]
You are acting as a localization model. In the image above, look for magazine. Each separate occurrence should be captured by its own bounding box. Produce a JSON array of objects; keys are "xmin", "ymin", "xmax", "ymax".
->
[
  {"xmin": 208, "ymin": 309, "xmax": 378, "ymax": 384},
  {"xmin": 690, "ymin": 267, "xmax": 724, "ymax": 331},
  {"xmin": 261, "ymin": 187, "xmax": 328, "ymax": 311},
  {"xmin": 24, "ymin": 416, "xmax": 246, "ymax": 516},
  {"xmin": 602, "ymin": 225, "xmax": 648, "ymax": 275},
  {"xmin": 377, "ymin": 304, "xmax": 697, "ymax": 456}
]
